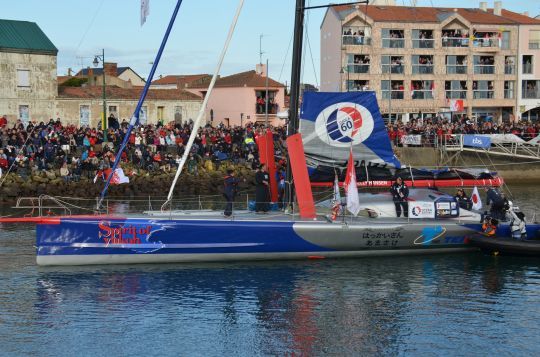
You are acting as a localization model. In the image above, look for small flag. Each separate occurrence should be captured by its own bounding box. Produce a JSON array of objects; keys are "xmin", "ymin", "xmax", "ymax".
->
[
  {"xmin": 111, "ymin": 168, "xmax": 130, "ymax": 184},
  {"xmin": 331, "ymin": 174, "xmax": 342, "ymax": 220},
  {"xmin": 344, "ymin": 148, "xmax": 360, "ymax": 216},
  {"xmin": 141, "ymin": 0, "xmax": 150, "ymax": 26},
  {"xmin": 471, "ymin": 186, "xmax": 482, "ymax": 211}
]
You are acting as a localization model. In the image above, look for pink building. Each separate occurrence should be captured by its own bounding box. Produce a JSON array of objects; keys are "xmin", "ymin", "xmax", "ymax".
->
[{"xmin": 183, "ymin": 64, "xmax": 287, "ymax": 126}]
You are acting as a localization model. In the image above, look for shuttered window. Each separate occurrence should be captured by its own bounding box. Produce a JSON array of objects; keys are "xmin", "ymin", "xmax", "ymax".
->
[{"xmin": 17, "ymin": 69, "xmax": 30, "ymax": 87}]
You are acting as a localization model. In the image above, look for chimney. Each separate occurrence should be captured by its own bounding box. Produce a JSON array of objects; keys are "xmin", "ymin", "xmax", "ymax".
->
[
  {"xmin": 103, "ymin": 62, "xmax": 118, "ymax": 77},
  {"xmin": 87, "ymin": 66, "xmax": 93, "ymax": 77},
  {"xmin": 494, "ymin": 1, "xmax": 502, "ymax": 16},
  {"xmin": 479, "ymin": 2, "xmax": 487, "ymax": 12},
  {"xmin": 256, "ymin": 63, "xmax": 267, "ymax": 77},
  {"xmin": 523, "ymin": 11, "xmax": 529, "ymax": 17}
]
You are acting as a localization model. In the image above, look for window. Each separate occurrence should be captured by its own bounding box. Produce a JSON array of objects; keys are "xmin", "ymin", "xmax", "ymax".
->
[
  {"xmin": 501, "ymin": 31, "xmax": 510, "ymax": 49},
  {"xmin": 17, "ymin": 69, "xmax": 30, "ymax": 87},
  {"xmin": 474, "ymin": 56, "xmax": 495, "ymax": 74},
  {"xmin": 381, "ymin": 80, "xmax": 404, "ymax": 99},
  {"xmin": 504, "ymin": 56, "xmax": 516, "ymax": 74},
  {"xmin": 442, "ymin": 29, "xmax": 469, "ymax": 47},
  {"xmin": 411, "ymin": 80, "xmax": 434, "ymax": 99},
  {"xmin": 446, "ymin": 56, "xmax": 467, "ymax": 74},
  {"xmin": 473, "ymin": 81, "xmax": 494, "ymax": 99},
  {"xmin": 522, "ymin": 80, "xmax": 540, "ymax": 99},
  {"xmin": 412, "ymin": 30, "xmax": 434, "ymax": 48},
  {"xmin": 529, "ymin": 30, "xmax": 540, "ymax": 49},
  {"xmin": 79, "ymin": 105, "xmax": 90, "ymax": 126},
  {"xmin": 445, "ymin": 81, "xmax": 467, "ymax": 99},
  {"xmin": 381, "ymin": 56, "xmax": 404, "ymax": 74},
  {"xmin": 412, "ymin": 55, "xmax": 434, "ymax": 74},
  {"xmin": 347, "ymin": 80, "xmax": 370, "ymax": 92},
  {"xmin": 504, "ymin": 81, "xmax": 514, "ymax": 99},
  {"xmin": 346, "ymin": 54, "xmax": 370, "ymax": 74},
  {"xmin": 472, "ymin": 31, "xmax": 500, "ymax": 48},
  {"xmin": 523, "ymin": 55, "xmax": 533, "ymax": 74},
  {"xmin": 174, "ymin": 106, "xmax": 183, "ymax": 123},
  {"xmin": 255, "ymin": 90, "xmax": 277, "ymax": 114},
  {"xmin": 18, "ymin": 105, "xmax": 29, "ymax": 126},
  {"xmin": 381, "ymin": 29, "xmax": 404, "ymax": 48},
  {"xmin": 108, "ymin": 105, "xmax": 118, "ymax": 117},
  {"xmin": 157, "ymin": 106, "xmax": 164, "ymax": 122}
]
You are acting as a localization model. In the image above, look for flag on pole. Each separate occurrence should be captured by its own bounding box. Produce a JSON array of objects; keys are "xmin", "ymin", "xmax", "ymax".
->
[
  {"xmin": 344, "ymin": 148, "xmax": 360, "ymax": 216},
  {"xmin": 141, "ymin": 0, "xmax": 150, "ymax": 26},
  {"xmin": 331, "ymin": 174, "xmax": 342, "ymax": 220},
  {"xmin": 471, "ymin": 186, "xmax": 482, "ymax": 210},
  {"xmin": 112, "ymin": 168, "xmax": 130, "ymax": 184}
]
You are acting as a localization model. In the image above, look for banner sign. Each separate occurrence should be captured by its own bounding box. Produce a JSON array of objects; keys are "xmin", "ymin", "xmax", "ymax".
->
[
  {"xmin": 401, "ymin": 135, "xmax": 422, "ymax": 146},
  {"xmin": 409, "ymin": 202, "xmax": 436, "ymax": 219},
  {"xmin": 463, "ymin": 135, "xmax": 491, "ymax": 148}
]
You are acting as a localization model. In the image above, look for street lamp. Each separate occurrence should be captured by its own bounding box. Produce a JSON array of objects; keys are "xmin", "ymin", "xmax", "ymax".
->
[
  {"xmin": 93, "ymin": 49, "xmax": 107, "ymax": 140},
  {"xmin": 340, "ymin": 66, "xmax": 350, "ymax": 92}
]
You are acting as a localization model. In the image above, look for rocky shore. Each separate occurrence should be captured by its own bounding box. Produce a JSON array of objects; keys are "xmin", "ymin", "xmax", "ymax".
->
[{"xmin": 0, "ymin": 162, "xmax": 256, "ymax": 204}]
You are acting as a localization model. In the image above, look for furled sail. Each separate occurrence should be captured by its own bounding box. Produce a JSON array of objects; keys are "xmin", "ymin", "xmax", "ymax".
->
[{"xmin": 299, "ymin": 92, "xmax": 401, "ymax": 168}]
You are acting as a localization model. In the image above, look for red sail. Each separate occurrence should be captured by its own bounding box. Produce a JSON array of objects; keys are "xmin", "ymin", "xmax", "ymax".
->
[
  {"xmin": 286, "ymin": 133, "xmax": 316, "ymax": 219},
  {"xmin": 256, "ymin": 129, "xmax": 278, "ymax": 202}
]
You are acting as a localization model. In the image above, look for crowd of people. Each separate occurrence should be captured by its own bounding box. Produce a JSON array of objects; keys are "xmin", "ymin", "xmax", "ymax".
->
[
  {"xmin": 386, "ymin": 115, "xmax": 539, "ymax": 147},
  {"xmin": 0, "ymin": 115, "xmax": 287, "ymax": 183}
]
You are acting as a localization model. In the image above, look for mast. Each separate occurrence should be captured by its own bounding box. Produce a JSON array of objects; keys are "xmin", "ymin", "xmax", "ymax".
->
[{"xmin": 284, "ymin": 0, "xmax": 305, "ymax": 209}]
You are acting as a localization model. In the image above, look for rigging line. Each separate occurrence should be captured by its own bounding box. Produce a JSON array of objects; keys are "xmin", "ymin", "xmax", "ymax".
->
[
  {"xmin": 73, "ymin": 0, "xmax": 106, "ymax": 57},
  {"xmin": 305, "ymin": 26, "xmax": 319, "ymax": 87},
  {"xmin": 300, "ymin": 0, "xmax": 310, "ymax": 89},
  {"xmin": 278, "ymin": 32, "xmax": 294, "ymax": 83},
  {"xmin": 163, "ymin": 0, "xmax": 245, "ymax": 210}
]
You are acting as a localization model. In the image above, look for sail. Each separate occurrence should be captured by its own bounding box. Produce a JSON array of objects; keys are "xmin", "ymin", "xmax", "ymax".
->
[{"xmin": 299, "ymin": 92, "xmax": 401, "ymax": 168}]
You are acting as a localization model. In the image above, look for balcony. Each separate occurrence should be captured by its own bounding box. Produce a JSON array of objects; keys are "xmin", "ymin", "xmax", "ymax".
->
[
  {"xmin": 412, "ymin": 65, "xmax": 434, "ymax": 74},
  {"xmin": 382, "ymin": 64, "xmax": 404, "ymax": 74},
  {"xmin": 342, "ymin": 35, "xmax": 371, "ymax": 46},
  {"xmin": 523, "ymin": 89, "xmax": 540, "ymax": 99},
  {"xmin": 382, "ymin": 90, "xmax": 404, "ymax": 100},
  {"xmin": 412, "ymin": 38, "xmax": 434, "ymax": 49},
  {"xmin": 474, "ymin": 65, "xmax": 495, "ymax": 75},
  {"xmin": 523, "ymin": 63, "xmax": 533, "ymax": 74},
  {"xmin": 504, "ymin": 65, "xmax": 515, "ymax": 75},
  {"xmin": 382, "ymin": 38, "xmax": 404, "ymax": 49},
  {"xmin": 472, "ymin": 38, "xmax": 500, "ymax": 49},
  {"xmin": 442, "ymin": 37, "xmax": 469, "ymax": 48},
  {"xmin": 473, "ymin": 90, "xmax": 494, "ymax": 99},
  {"xmin": 412, "ymin": 90, "xmax": 434, "ymax": 100},
  {"xmin": 255, "ymin": 102, "xmax": 278, "ymax": 115},
  {"xmin": 446, "ymin": 65, "xmax": 467, "ymax": 74},
  {"xmin": 446, "ymin": 90, "xmax": 467, "ymax": 99},
  {"xmin": 528, "ymin": 40, "xmax": 540, "ymax": 49},
  {"xmin": 346, "ymin": 64, "xmax": 370, "ymax": 74}
]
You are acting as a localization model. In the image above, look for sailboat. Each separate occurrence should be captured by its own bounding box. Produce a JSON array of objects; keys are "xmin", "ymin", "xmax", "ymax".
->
[{"xmin": 9, "ymin": 0, "xmax": 540, "ymax": 265}]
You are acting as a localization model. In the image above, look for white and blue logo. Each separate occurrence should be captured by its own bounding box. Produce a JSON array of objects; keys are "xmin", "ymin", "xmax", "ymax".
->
[{"xmin": 314, "ymin": 102, "xmax": 374, "ymax": 147}]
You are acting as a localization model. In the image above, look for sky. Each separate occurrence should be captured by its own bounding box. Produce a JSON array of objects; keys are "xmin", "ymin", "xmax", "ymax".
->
[{"xmin": 2, "ymin": 0, "xmax": 539, "ymax": 87}]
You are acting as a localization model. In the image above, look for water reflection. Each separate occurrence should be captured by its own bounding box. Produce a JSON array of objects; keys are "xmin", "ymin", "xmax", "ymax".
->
[{"xmin": 25, "ymin": 256, "xmax": 540, "ymax": 356}]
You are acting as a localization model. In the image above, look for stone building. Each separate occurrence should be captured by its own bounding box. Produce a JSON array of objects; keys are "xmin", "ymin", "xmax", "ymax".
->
[
  {"xmin": 0, "ymin": 19, "xmax": 58, "ymax": 124},
  {"xmin": 320, "ymin": 2, "xmax": 540, "ymax": 123},
  {"xmin": 75, "ymin": 63, "xmax": 146, "ymax": 88}
]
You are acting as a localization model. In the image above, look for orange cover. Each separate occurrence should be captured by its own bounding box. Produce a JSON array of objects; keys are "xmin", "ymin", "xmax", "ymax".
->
[{"xmin": 286, "ymin": 133, "xmax": 316, "ymax": 219}]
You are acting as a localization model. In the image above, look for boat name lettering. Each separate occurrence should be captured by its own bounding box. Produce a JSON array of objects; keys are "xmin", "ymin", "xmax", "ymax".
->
[
  {"xmin": 98, "ymin": 222, "xmax": 152, "ymax": 244},
  {"xmin": 366, "ymin": 240, "xmax": 399, "ymax": 247},
  {"xmin": 362, "ymin": 232, "xmax": 403, "ymax": 240}
]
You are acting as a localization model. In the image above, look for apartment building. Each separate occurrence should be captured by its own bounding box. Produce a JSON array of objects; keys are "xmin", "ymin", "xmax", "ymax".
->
[{"xmin": 320, "ymin": 2, "xmax": 540, "ymax": 122}]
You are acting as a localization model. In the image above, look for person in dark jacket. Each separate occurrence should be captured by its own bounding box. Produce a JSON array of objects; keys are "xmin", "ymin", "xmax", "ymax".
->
[
  {"xmin": 484, "ymin": 187, "xmax": 505, "ymax": 220},
  {"xmin": 223, "ymin": 169, "xmax": 241, "ymax": 217},
  {"xmin": 455, "ymin": 188, "xmax": 472, "ymax": 210},
  {"xmin": 390, "ymin": 176, "xmax": 409, "ymax": 217},
  {"xmin": 255, "ymin": 164, "xmax": 270, "ymax": 213}
]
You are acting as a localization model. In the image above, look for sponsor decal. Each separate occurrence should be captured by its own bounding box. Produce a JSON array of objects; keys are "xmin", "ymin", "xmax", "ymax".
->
[
  {"xmin": 314, "ymin": 102, "xmax": 374, "ymax": 147},
  {"xmin": 98, "ymin": 221, "xmax": 153, "ymax": 244},
  {"xmin": 409, "ymin": 202, "xmax": 435, "ymax": 219}
]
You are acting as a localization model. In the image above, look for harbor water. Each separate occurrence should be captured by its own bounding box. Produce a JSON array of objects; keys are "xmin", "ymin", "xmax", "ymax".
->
[{"xmin": 1, "ymin": 185, "xmax": 539, "ymax": 356}]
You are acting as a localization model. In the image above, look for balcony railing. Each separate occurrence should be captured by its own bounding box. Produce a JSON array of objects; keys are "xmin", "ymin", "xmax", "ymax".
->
[
  {"xmin": 342, "ymin": 35, "xmax": 371, "ymax": 46},
  {"xmin": 474, "ymin": 65, "xmax": 495, "ymax": 75},
  {"xmin": 504, "ymin": 65, "xmax": 515, "ymax": 75},
  {"xmin": 255, "ymin": 103, "xmax": 278, "ymax": 115},
  {"xmin": 412, "ymin": 38, "xmax": 434, "ymax": 48},
  {"xmin": 442, "ymin": 37, "xmax": 469, "ymax": 47},
  {"xmin": 411, "ymin": 90, "xmax": 434, "ymax": 99},
  {"xmin": 412, "ymin": 65, "xmax": 434, "ymax": 74},
  {"xmin": 530, "ymin": 41, "xmax": 540, "ymax": 49},
  {"xmin": 504, "ymin": 89, "xmax": 514, "ymax": 99},
  {"xmin": 472, "ymin": 38, "xmax": 500, "ymax": 48},
  {"xmin": 446, "ymin": 90, "xmax": 467, "ymax": 99},
  {"xmin": 382, "ymin": 38, "xmax": 405, "ymax": 48},
  {"xmin": 346, "ymin": 64, "xmax": 370, "ymax": 74},
  {"xmin": 473, "ymin": 90, "xmax": 494, "ymax": 99},
  {"xmin": 382, "ymin": 90, "xmax": 404, "ymax": 99},
  {"xmin": 523, "ymin": 63, "xmax": 533, "ymax": 74},
  {"xmin": 523, "ymin": 89, "xmax": 540, "ymax": 99},
  {"xmin": 446, "ymin": 65, "xmax": 467, "ymax": 74},
  {"xmin": 382, "ymin": 64, "xmax": 404, "ymax": 74}
]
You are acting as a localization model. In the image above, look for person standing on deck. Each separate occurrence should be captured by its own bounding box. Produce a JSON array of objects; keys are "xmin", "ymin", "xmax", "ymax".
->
[
  {"xmin": 390, "ymin": 176, "xmax": 409, "ymax": 217},
  {"xmin": 255, "ymin": 164, "xmax": 270, "ymax": 213},
  {"xmin": 223, "ymin": 169, "xmax": 241, "ymax": 217}
]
